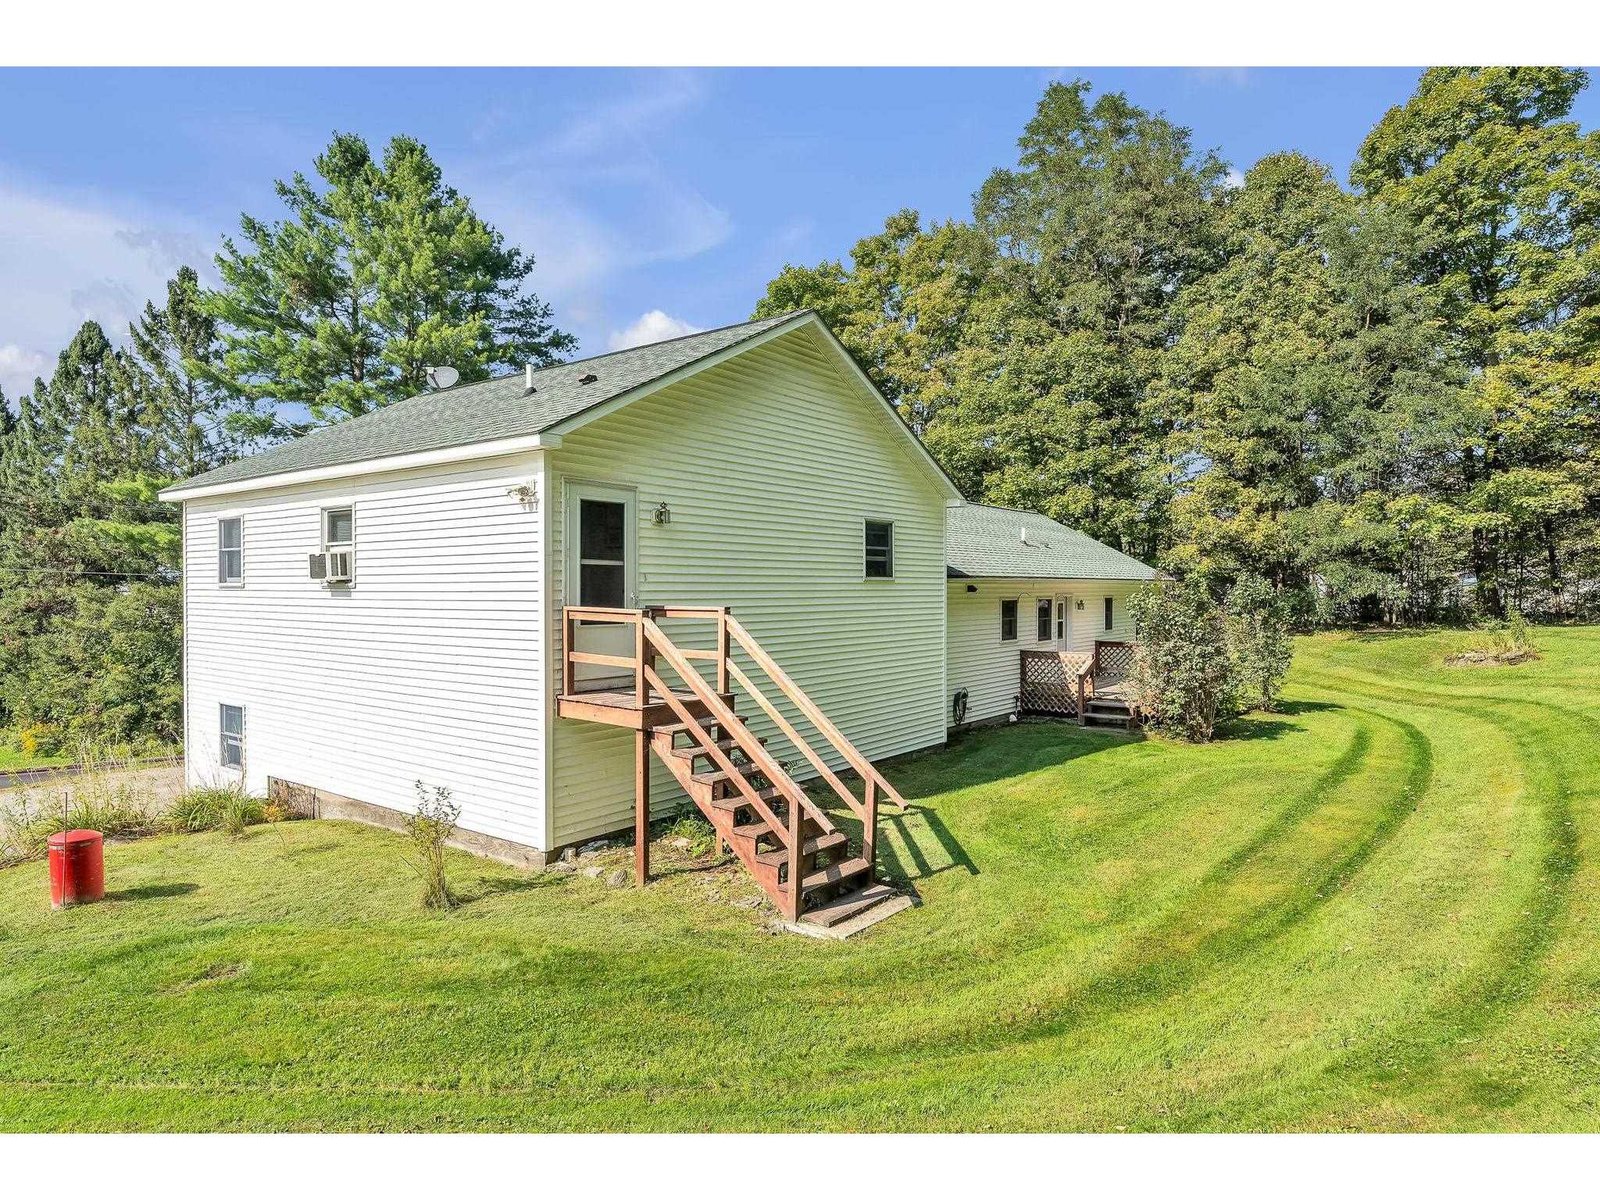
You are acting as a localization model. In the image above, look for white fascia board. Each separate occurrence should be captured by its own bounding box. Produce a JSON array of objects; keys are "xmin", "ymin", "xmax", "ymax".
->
[{"xmin": 158, "ymin": 432, "xmax": 563, "ymax": 501}]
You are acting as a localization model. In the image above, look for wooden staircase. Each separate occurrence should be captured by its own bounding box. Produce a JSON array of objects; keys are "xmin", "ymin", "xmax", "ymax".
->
[{"xmin": 558, "ymin": 605, "xmax": 910, "ymax": 932}]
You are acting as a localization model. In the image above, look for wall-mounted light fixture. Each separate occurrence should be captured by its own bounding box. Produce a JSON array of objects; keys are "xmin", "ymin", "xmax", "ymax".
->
[
  {"xmin": 1075, "ymin": 598, "xmax": 1085, "ymax": 610},
  {"xmin": 652, "ymin": 501, "xmax": 671, "ymax": 526},
  {"xmin": 507, "ymin": 482, "xmax": 538, "ymax": 511},
  {"xmin": 965, "ymin": 584, "xmax": 978, "ymax": 593}
]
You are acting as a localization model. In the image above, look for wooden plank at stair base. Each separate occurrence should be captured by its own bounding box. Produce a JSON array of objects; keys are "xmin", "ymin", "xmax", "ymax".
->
[{"xmin": 798, "ymin": 881, "xmax": 902, "ymax": 928}]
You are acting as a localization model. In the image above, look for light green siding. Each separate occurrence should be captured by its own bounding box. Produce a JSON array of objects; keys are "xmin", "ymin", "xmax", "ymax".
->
[
  {"xmin": 546, "ymin": 326, "xmax": 950, "ymax": 847},
  {"xmin": 946, "ymin": 578, "xmax": 1147, "ymax": 725}
]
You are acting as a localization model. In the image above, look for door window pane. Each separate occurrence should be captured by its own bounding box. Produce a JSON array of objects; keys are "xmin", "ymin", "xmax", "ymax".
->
[
  {"xmin": 580, "ymin": 562, "xmax": 626, "ymax": 608},
  {"xmin": 580, "ymin": 499, "xmax": 625, "ymax": 562}
]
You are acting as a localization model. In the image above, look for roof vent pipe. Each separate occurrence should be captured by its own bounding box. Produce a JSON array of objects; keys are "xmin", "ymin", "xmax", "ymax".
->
[{"xmin": 524, "ymin": 364, "xmax": 535, "ymax": 391}]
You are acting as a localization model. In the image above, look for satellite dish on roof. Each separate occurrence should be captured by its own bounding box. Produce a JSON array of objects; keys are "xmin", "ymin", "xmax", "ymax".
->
[{"xmin": 425, "ymin": 365, "xmax": 460, "ymax": 390}]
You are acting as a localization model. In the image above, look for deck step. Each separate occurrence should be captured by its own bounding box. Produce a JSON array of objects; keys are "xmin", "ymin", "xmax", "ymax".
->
[
  {"xmin": 691, "ymin": 761, "xmax": 767, "ymax": 788},
  {"xmin": 799, "ymin": 881, "xmax": 901, "ymax": 928},
  {"xmin": 780, "ymin": 856, "xmax": 870, "ymax": 895},
  {"xmin": 666, "ymin": 735, "xmax": 765, "ymax": 761},
  {"xmin": 652, "ymin": 715, "xmax": 748, "ymax": 737},
  {"xmin": 711, "ymin": 785, "xmax": 783, "ymax": 812},
  {"xmin": 755, "ymin": 832, "xmax": 848, "ymax": 867}
]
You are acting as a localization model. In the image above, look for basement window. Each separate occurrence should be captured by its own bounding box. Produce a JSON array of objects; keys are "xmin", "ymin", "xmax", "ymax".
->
[
  {"xmin": 217, "ymin": 517, "xmax": 242, "ymax": 584},
  {"xmin": 1000, "ymin": 598, "xmax": 1018, "ymax": 642},
  {"xmin": 864, "ymin": 519, "xmax": 894, "ymax": 579},
  {"xmin": 220, "ymin": 704, "xmax": 245, "ymax": 771},
  {"xmin": 1036, "ymin": 598, "xmax": 1052, "ymax": 641}
]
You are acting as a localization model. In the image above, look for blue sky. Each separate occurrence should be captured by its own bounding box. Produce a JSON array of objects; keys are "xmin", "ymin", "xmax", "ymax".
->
[{"xmin": 3, "ymin": 67, "xmax": 1597, "ymax": 399}]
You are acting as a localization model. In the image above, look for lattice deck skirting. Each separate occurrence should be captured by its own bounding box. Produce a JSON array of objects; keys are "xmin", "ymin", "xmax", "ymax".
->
[{"xmin": 1019, "ymin": 650, "xmax": 1090, "ymax": 716}]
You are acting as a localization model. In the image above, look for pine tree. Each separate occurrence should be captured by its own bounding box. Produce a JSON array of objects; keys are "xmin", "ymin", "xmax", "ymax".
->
[
  {"xmin": 128, "ymin": 265, "xmax": 236, "ymax": 477},
  {"xmin": 204, "ymin": 132, "xmax": 575, "ymax": 438}
]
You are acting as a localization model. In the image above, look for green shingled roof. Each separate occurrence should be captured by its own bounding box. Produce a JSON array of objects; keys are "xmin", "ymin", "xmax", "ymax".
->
[
  {"xmin": 946, "ymin": 503, "xmax": 1160, "ymax": 581},
  {"xmin": 166, "ymin": 311, "xmax": 806, "ymax": 493}
]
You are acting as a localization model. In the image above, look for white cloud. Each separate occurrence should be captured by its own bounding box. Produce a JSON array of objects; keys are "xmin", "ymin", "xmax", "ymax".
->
[
  {"xmin": 0, "ymin": 177, "xmax": 212, "ymax": 398},
  {"xmin": 456, "ymin": 71, "xmax": 732, "ymax": 352},
  {"xmin": 0, "ymin": 343, "xmax": 48, "ymax": 399},
  {"xmin": 607, "ymin": 310, "xmax": 703, "ymax": 351}
]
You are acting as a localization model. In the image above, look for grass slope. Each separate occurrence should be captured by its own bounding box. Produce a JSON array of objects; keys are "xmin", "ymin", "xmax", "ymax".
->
[{"xmin": 2, "ymin": 627, "xmax": 1598, "ymax": 1131}]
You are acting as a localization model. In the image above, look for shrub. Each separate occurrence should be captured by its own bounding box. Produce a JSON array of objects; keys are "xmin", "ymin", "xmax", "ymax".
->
[
  {"xmin": 1226, "ymin": 574, "xmax": 1294, "ymax": 712},
  {"xmin": 164, "ymin": 785, "xmax": 261, "ymax": 834},
  {"xmin": 1128, "ymin": 580, "xmax": 1238, "ymax": 742},
  {"xmin": 403, "ymin": 781, "xmax": 461, "ymax": 910}
]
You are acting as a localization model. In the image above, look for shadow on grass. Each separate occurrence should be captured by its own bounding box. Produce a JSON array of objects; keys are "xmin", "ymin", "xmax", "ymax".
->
[
  {"xmin": 105, "ymin": 882, "xmax": 199, "ymax": 901},
  {"xmin": 879, "ymin": 805, "xmax": 979, "ymax": 883},
  {"xmin": 451, "ymin": 872, "xmax": 565, "ymax": 905}
]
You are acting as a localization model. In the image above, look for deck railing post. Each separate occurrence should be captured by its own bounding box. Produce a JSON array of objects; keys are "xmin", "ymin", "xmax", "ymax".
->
[
  {"xmin": 716, "ymin": 608, "xmax": 730, "ymax": 695},
  {"xmin": 787, "ymin": 781, "xmax": 804, "ymax": 923},
  {"xmin": 562, "ymin": 609, "xmax": 575, "ymax": 696},
  {"xmin": 1077, "ymin": 667, "xmax": 1087, "ymax": 727},
  {"xmin": 863, "ymin": 777, "xmax": 878, "ymax": 883},
  {"xmin": 633, "ymin": 615, "xmax": 648, "ymax": 709},
  {"xmin": 634, "ymin": 727, "xmax": 649, "ymax": 887}
]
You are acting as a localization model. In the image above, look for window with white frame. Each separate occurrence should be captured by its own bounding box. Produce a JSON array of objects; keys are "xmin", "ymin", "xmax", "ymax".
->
[
  {"xmin": 1036, "ymin": 598, "xmax": 1052, "ymax": 641},
  {"xmin": 864, "ymin": 519, "xmax": 894, "ymax": 579},
  {"xmin": 219, "ymin": 704, "xmax": 244, "ymax": 770},
  {"xmin": 217, "ymin": 517, "xmax": 242, "ymax": 584},
  {"xmin": 323, "ymin": 506, "xmax": 355, "ymax": 582},
  {"xmin": 1104, "ymin": 595, "xmax": 1115, "ymax": 631}
]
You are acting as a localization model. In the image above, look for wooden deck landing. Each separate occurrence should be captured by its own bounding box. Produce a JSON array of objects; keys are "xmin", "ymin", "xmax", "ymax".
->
[{"xmin": 556, "ymin": 686, "xmax": 734, "ymax": 730}]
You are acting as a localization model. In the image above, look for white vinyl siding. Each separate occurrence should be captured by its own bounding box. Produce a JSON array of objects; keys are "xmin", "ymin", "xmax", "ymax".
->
[
  {"xmin": 946, "ymin": 578, "xmax": 1146, "ymax": 726},
  {"xmin": 180, "ymin": 454, "xmax": 547, "ymax": 847},
  {"xmin": 546, "ymin": 329, "xmax": 950, "ymax": 845}
]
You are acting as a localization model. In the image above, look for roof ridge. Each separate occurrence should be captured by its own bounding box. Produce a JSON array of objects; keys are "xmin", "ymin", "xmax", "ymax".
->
[{"xmin": 292, "ymin": 308, "xmax": 812, "ymax": 439}]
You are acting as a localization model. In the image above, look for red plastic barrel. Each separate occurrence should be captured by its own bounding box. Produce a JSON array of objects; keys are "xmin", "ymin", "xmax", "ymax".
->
[{"xmin": 48, "ymin": 829, "xmax": 105, "ymax": 908}]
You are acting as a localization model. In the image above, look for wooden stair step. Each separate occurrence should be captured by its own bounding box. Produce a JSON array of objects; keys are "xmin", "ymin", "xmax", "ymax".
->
[
  {"xmin": 691, "ymin": 761, "xmax": 766, "ymax": 787},
  {"xmin": 780, "ymin": 856, "xmax": 870, "ymax": 895},
  {"xmin": 666, "ymin": 735, "xmax": 765, "ymax": 761},
  {"xmin": 799, "ymin": 881, "xmax": 901, "ymax": 928},
  {"xmin": 651, "ymin": 715, "xmax": 748, "ymax": 737},
  {"xmin": 755, "ymin": 831, "xmax": 848, "ymax": 867},
  {"xmin": 710, "ymin": 785, "xmax": 783, "ymax": 812}
]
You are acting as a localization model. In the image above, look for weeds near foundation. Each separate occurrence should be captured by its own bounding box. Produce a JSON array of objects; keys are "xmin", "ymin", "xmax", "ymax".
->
[{"xmin": 403, "ymin": 781, "xmax": 461, "ymax": 910}]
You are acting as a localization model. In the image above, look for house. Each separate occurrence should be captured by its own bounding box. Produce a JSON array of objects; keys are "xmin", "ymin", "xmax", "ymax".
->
[
  {"xmin": 160, "ymin": 310, "xmax": 1157, "ymax": 932},
  {"xmin": 945, "ymin": 503, "xmax": 1160, "ymax": 729}
]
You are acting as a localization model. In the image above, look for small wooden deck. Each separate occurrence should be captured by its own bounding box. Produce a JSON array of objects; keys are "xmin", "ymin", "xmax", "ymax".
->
[
  {"xmin": 1018, "ymin": 640, "xmax": 1139, "ymax": 728},
  {"xmin": 556, "ymin": 686, "xmax": 733, "ymax": 730}
]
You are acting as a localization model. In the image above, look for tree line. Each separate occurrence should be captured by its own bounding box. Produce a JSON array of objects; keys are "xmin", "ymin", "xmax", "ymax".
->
[
  {"xmin": 755, "ymin": 67, "xmax": 1600, "ymax": 625},
  {"xmin": 0, "ymin": 134, "xmax": 571, "ymax": 752},
  {"xmin": 2, "ymin": 68, "xmax": 1597, "ymax": 753}
]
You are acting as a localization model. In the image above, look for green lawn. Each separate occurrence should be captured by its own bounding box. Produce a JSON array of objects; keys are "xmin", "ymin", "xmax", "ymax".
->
[{"xmin": 3, "ymin": 627, "xmax": 1599, "ymax": 1131}]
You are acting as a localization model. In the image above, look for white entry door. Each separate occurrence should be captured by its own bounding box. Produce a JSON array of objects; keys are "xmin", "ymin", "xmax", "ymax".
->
[{"xmin": 564, "ymin": 483, "xmax": 638, "ymax": 689}]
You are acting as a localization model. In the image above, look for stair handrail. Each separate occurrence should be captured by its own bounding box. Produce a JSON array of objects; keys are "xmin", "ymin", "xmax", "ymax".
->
[
  {"xmin": 723, "ymin": 614, "xmax": 908, "ymax": 813},
  {"xmin": 641, "ymin": 616, "xmax": 819, "ymax": 851}
]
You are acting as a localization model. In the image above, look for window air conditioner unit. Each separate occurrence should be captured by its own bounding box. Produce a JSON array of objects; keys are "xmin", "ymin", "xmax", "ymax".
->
[{"xmin": 309, "ymin": 551, "xmax": 353, "ymax": 583}]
